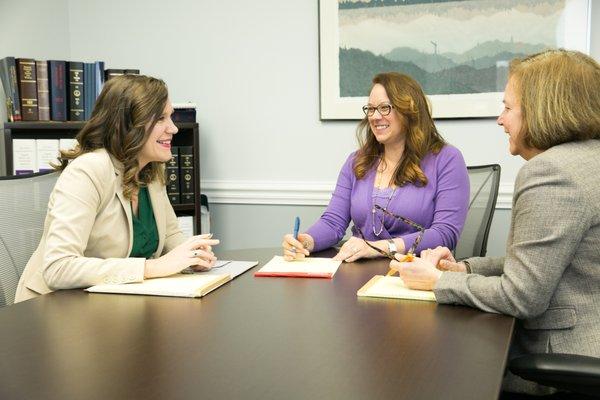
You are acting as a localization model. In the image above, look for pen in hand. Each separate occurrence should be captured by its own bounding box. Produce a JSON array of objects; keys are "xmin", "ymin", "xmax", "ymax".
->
[
  {"xmin": 293, "ymin": 216, "xmax": 300, "ymax": 241},
  {"xmin": 386, "ymin": 253, "xmax": 414, "ymax": 276},
  {"xmin": 290, "ymin": 216, "xmax": 302, "ymax": 254}
]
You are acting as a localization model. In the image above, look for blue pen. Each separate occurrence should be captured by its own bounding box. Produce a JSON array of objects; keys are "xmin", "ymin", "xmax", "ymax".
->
[{"xmin": 293, "ymin": 216, "xmax": 301, "ymax": 240}]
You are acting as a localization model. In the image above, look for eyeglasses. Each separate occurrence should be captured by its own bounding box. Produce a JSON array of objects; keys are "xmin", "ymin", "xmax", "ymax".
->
[
  {"xmin": 356, "ymin": 204, "xmax": 425, "ymax": 259},
  {"xmin": 355, "ymin": 225, "xmax": 395, "ymax": 260},
  {"xmin": 362, "ymin": 103, "xmax": 393, "ymax": 117}
]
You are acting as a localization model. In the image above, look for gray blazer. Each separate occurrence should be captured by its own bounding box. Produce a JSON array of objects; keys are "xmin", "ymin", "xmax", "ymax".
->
[
  {"xmin": 15, "ymin": 149, "xmax": 186, "ymax": 303},
  {"xmin": 435, "ymin": 140, "xmax": 600, "ymax": 395}
]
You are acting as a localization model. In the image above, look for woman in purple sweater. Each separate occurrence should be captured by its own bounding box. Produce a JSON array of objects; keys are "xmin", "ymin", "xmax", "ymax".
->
[{"xmin": 282, "ymin": 72, "xmax": 469, "ymax": 262}]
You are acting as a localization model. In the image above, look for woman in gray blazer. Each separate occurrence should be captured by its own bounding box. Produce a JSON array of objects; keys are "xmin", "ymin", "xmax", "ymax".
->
[
  {"xmin": 390, "ymin": 49, "xmax": 600, "ymax": 395},
  {"xmin": 16, "ymin": 75, "xmax": 218, "ymax": 302}
]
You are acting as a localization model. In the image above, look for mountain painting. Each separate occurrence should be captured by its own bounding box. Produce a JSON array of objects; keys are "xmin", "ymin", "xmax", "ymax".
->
[{"xmin": 338, "ymin": 0, "xmax": 571, "ymax": 97}]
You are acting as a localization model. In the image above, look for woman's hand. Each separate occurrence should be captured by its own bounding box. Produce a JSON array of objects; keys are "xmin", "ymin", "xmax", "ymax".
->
[
  {"xmin": 389, "ymin": 255, "xmax": 442, "ymax": 291},
  {"xmin": 144, "ymin": 234, "xmax": 220, "ymax": 278},
  {"xmin": 282, "ymin": 233, "xmax": 314, "ymax": 261},
  {"xmin": 332, "ymin": 236, "xmax": 381, "ymax": 263},
  {"xmin": 419, "ymin": 246, "xmax": 466, "ymax": 273}
]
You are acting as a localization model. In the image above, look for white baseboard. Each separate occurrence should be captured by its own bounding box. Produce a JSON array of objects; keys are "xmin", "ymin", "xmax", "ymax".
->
[
  {"xmin": 497, "ymin": 183, "xmax": 514, "ymax": 209},
  {"xmin": 201, "ymin": 180, "xmax": 515, "ymax": 209}
]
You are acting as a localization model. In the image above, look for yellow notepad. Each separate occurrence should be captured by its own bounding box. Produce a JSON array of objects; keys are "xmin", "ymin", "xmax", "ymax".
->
[
  {"xmin": 357, "ymin": 275, "xmax": 436, "ymax": 302},
  {"xmin": 85, "ymin": 273, "xmax": 230, "ymax": 298}
]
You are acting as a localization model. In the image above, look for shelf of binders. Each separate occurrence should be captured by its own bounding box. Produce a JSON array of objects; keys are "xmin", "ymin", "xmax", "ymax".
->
[{"xmin": 1, "ymin": 121, "xmax": 201, "ymax": 233}]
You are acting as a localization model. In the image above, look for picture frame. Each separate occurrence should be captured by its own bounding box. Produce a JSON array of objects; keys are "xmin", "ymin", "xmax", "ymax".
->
[{"xmin": 319, "ymin": 0, "xmax": 591, "ymax": 120}]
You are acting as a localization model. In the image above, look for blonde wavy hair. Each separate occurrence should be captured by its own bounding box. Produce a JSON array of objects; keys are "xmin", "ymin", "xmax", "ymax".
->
[
  {"xmin": 353, "ymin": 72, "xmax": 445, "ymax": 187},
  {"xmin": 55, "ymin": 75, "xmax": 168, "ymax": 200},
  {"xmin": 509, "ymin": 49, "xmax": 600, "ymax": 149}
]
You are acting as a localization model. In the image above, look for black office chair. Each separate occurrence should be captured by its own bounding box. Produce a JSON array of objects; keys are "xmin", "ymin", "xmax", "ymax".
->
[
  {"xmin": 0, "ymin": 171, "xmax": 59, "ymax": 307},
  {"xmin": 454, "ymin": 164, "xmax": 501, "ymax": 259},
  {"xmin": 508, "ymin": 354, "xmax": 600, "ymax": 398}
]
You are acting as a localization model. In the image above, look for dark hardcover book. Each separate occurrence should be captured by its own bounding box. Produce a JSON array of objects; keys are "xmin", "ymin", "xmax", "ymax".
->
[
  {"xmin": 104, "ymin": 69, "xmax": 124, "ymax": 81},
  {"xmin": 16, "ymin": 58, "xmax": 38, "ymax": 121},
  {"xmin": 0, "ymin": 57, "xmax": 22, "ymax": 121},
  {"xmin": 83, "ymin": 62, "xmax": 95, "ymax": 120},
  {"xmin": 172, "ymin": 109, "xmax": 196, "ymax": 123},
  {"xmin": 179, "ymin": 146, "xmax": 194, "ymax": 204},
  {"xmin": 36, "ymin": 60, "xmax": 50, "ymax": 121},
  {"xmin": 48, "ymin": 60, "xmax": 67, "ymax": 121},
  {"xmin": 94, "ymin": 61, "xmax": 105, "ymax": 100},
  {"xmin": 166, "ymin": 146, "xmax": 180, "ymax": 204},
  {"xmin": 68, "ymin": 61, "xmax": 84, "ymax": 121}
]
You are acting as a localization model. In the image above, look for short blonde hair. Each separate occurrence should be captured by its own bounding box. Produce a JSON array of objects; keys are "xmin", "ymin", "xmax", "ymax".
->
[{"xmin": 509, "ymin": 49, "xmax": 600, "ymax": 150}]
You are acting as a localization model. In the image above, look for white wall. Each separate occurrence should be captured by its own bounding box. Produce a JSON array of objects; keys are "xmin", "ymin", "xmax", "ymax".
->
[
  {"xmin": 0, "ymin": 0, "xmax": 71, "ymax": 90},
  {"xmin": 0, "ymin": 0, "xmax": 71, "ymax": 173},
  {"xmin": 65, "ymin": 0, "xmax": 525, "ymax": 183},
  {"xmin": 1, "ymin": 0, "xmax": 599, "ymax": 255}
]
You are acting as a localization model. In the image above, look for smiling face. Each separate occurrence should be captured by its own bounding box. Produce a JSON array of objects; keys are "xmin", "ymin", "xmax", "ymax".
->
[
  {"xmin": 367, "ymin": 83, "xmax": 405, "ymax": 147},
  {"xmin": 497, "ymin": 77, "xmax": 540, "ymax": 160},
  {"xmin": 137, "ymin": 100, "xmax": 178, "ymax": 169}
]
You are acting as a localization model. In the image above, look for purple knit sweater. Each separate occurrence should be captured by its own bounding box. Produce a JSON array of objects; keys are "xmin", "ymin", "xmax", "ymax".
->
[{"xmin": 306, "ymin": 145, "xmax": 470, "ymax": 253}]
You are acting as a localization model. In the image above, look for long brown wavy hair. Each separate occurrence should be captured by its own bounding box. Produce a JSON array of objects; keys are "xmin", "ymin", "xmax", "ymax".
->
[
  {"xmin": 353, "ymin": 72, "xmax": 445, "ymax": 187},
  {"xmin": 55, "ymin": 74, "xmax": 169, "ymax": 199}
]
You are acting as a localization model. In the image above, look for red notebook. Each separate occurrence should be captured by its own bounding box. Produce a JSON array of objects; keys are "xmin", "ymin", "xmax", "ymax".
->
[{"xmin": 254, "ymin": 256, "xmax": 342, "ymax": 279}]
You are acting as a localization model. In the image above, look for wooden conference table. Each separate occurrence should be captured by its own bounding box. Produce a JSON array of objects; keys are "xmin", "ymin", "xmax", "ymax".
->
[{"xmin": 0, "ymin": 248, "xmax": 514, "ymax": 400}]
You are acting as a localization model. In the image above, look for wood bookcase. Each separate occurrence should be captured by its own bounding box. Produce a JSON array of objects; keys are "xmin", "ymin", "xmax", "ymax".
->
[{"xmin": 1, "ymin": 121, "xmax": 201, "ymax": 233}]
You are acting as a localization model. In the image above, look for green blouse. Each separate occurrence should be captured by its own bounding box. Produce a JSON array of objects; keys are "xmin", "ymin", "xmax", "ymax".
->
[{"xmin": 130, "ymin": 186, "xmax": 159, "ymax": 258}]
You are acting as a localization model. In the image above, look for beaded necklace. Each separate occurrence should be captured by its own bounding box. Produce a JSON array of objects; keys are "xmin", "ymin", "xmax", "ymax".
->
[{"xmin": 372, "ymin": 159, "xmax": 398, "ymax": 236}]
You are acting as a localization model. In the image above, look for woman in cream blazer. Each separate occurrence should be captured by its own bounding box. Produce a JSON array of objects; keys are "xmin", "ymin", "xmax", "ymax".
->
[
  {"xmin": 16, "ymin": 75, "xmax": 218, "ymax": 302},
  {"xmin": 390, "ymin": 49, "xmax": 600, "ymax": 395}
]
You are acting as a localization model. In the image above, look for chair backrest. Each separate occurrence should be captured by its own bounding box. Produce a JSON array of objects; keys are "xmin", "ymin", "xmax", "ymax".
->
[
  {"xmin": 454, "ymin": 164, "xmax": 501, "ymax": 260},
  {"xmin": 0, "ymin": 171, "xmax": 59, "ymax": 307}
]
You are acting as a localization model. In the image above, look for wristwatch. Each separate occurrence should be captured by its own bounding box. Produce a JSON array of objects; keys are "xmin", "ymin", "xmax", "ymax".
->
[
  {"xmin": 387, "ymin": 239, "xmax": 397, "ymax": 255},
  {"xmin": 461, "ymin": 260, "xmax": 472, "ymax": 273}
]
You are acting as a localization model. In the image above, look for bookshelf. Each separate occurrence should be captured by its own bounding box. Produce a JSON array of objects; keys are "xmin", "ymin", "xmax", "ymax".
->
[{"xmin": 0, "ymin": 121, "xmax": 202, "ymax": 233}]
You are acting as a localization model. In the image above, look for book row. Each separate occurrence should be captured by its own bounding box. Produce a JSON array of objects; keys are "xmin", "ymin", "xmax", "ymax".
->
[
  {"xmin": 166, "ymin": 146, "xmax": 195, "ymax": 205},
  {"xmin": 13, "ymin": 140, "xmax": 198, "ymax": 204},
  {"xmin": 0, "ymin": 57, "xmax": 140, "ymax": 122},
  {"xmin": 12, "ymin": 138, "xmax": 78, "ymax": 175},
  {"xmin": 12, "ymin": 140, "xmax": 197, "ymax": 205}
]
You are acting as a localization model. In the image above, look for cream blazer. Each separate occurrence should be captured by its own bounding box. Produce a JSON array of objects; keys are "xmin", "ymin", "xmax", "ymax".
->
[{"xmin": 15, "ymin": 149, "xmax": 186, "ymax": 302}]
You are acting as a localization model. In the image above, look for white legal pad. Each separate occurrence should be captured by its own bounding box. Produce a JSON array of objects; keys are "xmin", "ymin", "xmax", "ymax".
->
[
  {"xmin": 255, "ymin": 255, "xmax": 342, "ymax": 278},
  {"xmin": 357, "ymin": 275, "xmax": 436, "ymax": 302}
]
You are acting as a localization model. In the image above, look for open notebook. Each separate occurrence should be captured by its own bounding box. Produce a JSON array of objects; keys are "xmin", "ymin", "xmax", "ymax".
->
[
  {"xmin": 255, "ymin": 255, "xmax": 342, "ymax": 278},
  {"xmin": 357, "ymin": 275, "xmax": 436, "ymax": 302},
  {"xmin": 86, "ymin": 273, "xmax": 230, "ymax": 298},
  {"xmin": 86, "ymin": 260, "xmax": 258, "ymax": 298}
]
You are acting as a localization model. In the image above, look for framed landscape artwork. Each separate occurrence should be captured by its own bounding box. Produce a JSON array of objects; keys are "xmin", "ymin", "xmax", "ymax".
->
[{"xmin": 319, "ymin": 0, "xmax": 591, "ymax": 119}]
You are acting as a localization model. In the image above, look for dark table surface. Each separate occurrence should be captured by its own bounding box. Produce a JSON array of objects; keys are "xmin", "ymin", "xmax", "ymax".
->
[{"xmin": 0, "ymin": 248, "xmax": 514, "ymax": 400}]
